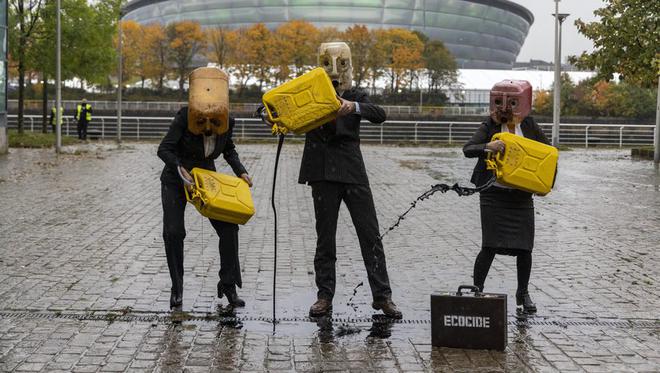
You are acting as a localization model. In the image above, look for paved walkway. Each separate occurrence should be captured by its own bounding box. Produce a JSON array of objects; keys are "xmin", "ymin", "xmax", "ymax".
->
[{"xmin": 0, "ymin": 142, "xmax": 658, "ymax": 372}]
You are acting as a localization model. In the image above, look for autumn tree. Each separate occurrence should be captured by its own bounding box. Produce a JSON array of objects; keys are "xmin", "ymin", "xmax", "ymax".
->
[
  {"xmin": 118, "ymin": 20, "xmax": 143, "ymax": 86},
  {"xmin": 316, "ymin": 26, "xmax": 343, "ymax": 44},
  {"xmin": 366, "ymin": 29, "xmax": 388, "ymax": 94},
  {"xmin": 229, "ymin": 27, "xmax": 256, "ymax": 96},
  {"xmin": 207, "ymin": 27, "xmax": 236, "ymax": 69},
  {"xmin": 344, "ymin": 25, "xmax": 374, "ymax": 88},
  {"xmin": 379, "ymin": 28, "xmax": 425, "ymax": 92},
  {"xmin": 533, "ymin": 90, "xmax": 552, "ymax": 116},
  {"xmin": 143, "ymin": 23, "xmax": 169, "ymax": 92},
  {"xmin": 232, "ymin": 23, "xmax": 274, "ymax": 90},
  {"xmin": 166, "ymin": 21, "xmax": 207, "ymax": 97},
  {"xmin": 275, "ymin": 20, "xmax": 319, "ymax": 77}
]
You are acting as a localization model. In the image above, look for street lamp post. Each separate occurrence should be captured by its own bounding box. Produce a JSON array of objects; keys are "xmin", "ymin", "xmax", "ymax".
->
[
  {"xmin": 117, "ymin": 10, "xmax": 123, "ymax": 144},
  {"xmin": 655, "ymin": 76, "xmax": 660, "ymax": 164},
  {"xmin": 55, "ymin": 0, "xmax": 62, "ymax": 153},
  {"xmin": 551, "ymin": 0, "xmax": 569, "ymax": 147}
]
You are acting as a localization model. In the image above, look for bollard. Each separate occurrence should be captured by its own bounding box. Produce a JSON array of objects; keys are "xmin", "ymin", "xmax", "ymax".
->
[
  {"xmin": 585, "ymin": 125, "xmax": 590, "ymax": 148},
  {"xmin": 448, "ymin": 123, "xmax": 453, "ymax": 144}
]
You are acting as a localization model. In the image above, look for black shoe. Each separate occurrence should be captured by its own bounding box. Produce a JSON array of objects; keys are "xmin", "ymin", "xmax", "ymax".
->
[
  {"xmin": 170, "ymin": 290, "xmax": 182, "ymax": 311},
  {"xmin": 372, "ymin": 298, "xmax": 403, "ymax": 319},
  {"xmin": 516, "ymin": 290, "xmax": 537, "ymax": 313},
  {"xmin": 218, "ymin": 283, "xmax": 245, "ymax": 307},
  {"xmin": 309, "ymin": 298, "xmax": 333, "ymax": 317}
]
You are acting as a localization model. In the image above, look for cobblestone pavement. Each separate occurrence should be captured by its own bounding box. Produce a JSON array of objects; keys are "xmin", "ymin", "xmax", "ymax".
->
[{"xmin": 0, "ymin": 142, "xmax": 658, "ymax": 372}]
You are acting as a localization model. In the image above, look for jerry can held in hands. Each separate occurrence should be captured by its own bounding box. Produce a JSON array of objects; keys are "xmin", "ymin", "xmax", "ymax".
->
[
  {"xmin": 184, "ymin": 168, "xmax": 255, "ymax": 225},
  {"xmin": 262, "ymin": 67, "xmax": 341, "ymax": 135},
  {"xmin": 485, "ymin": 132, "xmax": 558, "ymax": 196}
]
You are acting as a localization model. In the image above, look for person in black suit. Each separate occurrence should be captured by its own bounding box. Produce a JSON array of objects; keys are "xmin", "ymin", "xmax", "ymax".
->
[
  {"xmin": 463, "ymin": 80, "xmax": 550, "ymax": 313},
  {"xmin": 300, "ymin": 42, "xmax": 401, "ymax": 318},
  {"xmin": 157, "ymin": 67, "xmax": 252, "ymax": 311}
]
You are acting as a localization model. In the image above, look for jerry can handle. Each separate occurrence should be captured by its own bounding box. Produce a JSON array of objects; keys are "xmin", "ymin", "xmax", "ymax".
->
[
  {"xmin": 262, "ymin": 101, "xmax": 281, "ymax": 124},
  {"xmin": 183, "ymin": 170, "xmax": 197, "ymax": 203},
  {"xmin": 456, "ymin": 285, "xmax": 481, "ymax": 296},
  {"xmin": 184, "ymin": 171, "xmax": 207, "ymax": 206}
]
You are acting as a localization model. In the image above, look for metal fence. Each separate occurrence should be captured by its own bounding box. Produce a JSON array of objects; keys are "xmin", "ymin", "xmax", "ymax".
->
[
  {"xmin": 7, "ymin": 114, "xmax": 656, "ymax": 148},
  {"xmin": 8, "ymin": 100, "xmax": 488, "ymax": 116}
]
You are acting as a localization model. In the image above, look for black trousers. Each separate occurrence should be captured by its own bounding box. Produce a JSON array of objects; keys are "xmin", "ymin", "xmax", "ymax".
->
[
  {"xmin": 310, "ymin": 181, "xmax": 392, "ymax": 302},
  {"xmin": 473, "ymin": 248, "xmax": 532, "ymax": 295},
  {"xmin": 161, "ymin": 181, "xmax": 242, "ymax": 296},
  {"xmin": 77, "ymin": 121, "xmax": 88, "ymax": 140}
]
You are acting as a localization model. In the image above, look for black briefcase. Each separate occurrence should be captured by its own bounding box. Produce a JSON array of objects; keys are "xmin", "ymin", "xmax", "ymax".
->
[{"xmin": 431, "ymin": 285, "xmax": 507, "ymax": 351}]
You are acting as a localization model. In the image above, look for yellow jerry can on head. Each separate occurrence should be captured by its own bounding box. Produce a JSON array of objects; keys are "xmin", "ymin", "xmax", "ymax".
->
[
  {"xmin": 262, "ymin": 67, "xmax": 341, "ymax": 135},
  {"xmin": 485, "ymin": 132, "xmax": 558, "ymax": 196},
  {"xmin": 184, "ymin": 168, "xmax": 255, "ymax": 225}
]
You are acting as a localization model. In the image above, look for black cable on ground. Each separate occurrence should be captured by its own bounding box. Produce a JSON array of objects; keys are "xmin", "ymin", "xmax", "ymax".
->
[{"xmin": 270, "ymin": 134, "xmax": 286, "ymax": 334}]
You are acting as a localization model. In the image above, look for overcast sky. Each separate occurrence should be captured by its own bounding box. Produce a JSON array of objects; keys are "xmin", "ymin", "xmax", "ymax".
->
[{"xmin": 511, "ymin": 0, "xmax": 605, "ymax": 62}]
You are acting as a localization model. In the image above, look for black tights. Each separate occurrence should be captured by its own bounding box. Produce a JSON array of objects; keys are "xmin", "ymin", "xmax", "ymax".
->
[{"xmin": 473, "ymin": 249, "xmax": 532, "ymax": 294}]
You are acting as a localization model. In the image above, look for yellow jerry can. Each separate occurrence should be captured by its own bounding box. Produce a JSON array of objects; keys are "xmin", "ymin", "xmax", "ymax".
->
[
  {"xmin": 485, "ymin": 132, "xmax": 558, "ymax": 196},
  {"xmin": 262, "ymin": 67, "xmax": 341, "ymax": 135},
  {"xmin": 184, "ymin": 168, "xmax": 255, "ymax": 225}
]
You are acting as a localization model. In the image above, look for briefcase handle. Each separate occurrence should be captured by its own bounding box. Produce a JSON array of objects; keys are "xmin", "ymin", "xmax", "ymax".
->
[{"xmin": 456, "ymin": 285, "xmax": 481, "ymax": 296}]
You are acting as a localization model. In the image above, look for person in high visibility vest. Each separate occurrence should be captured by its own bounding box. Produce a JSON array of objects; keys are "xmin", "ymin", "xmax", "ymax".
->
[
  {"xmin": 75, "ymin": 98, "xmax": 92, "ymax": 140},
  {"xmin": 49, "ymin": 106, "xmax": 63, "ymax": 133}
]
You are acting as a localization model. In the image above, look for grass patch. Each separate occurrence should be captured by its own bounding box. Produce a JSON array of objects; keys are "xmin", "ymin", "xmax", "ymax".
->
[{"xmin": 9, "ymin": 129, "xmax": 80, "ymax": 148}]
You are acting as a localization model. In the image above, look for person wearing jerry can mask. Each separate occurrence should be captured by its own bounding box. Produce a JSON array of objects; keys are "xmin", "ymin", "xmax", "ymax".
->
[
  {"xmin": 157, "ymin": 67, "xmax": 253, "ymax": 312},
  {"xmin": 463, "ymin": 80, "xmax": 550, "ymax": 313},
  {"xmin": 299, "ymin": 42, "xmax": 402, "ymax": 319}
]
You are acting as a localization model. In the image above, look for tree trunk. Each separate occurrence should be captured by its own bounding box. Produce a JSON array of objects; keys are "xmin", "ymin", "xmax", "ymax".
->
[
  {"xmin": 42, "ymin": 77, "xmax": 48, "ymax": 133},
  {"xmin": 178, "ymin": 73, "xmax": 185, "ymax": 100},
  {"xmin": 18, "ymin": 62, "xmax": 25, "ymax": 135}
]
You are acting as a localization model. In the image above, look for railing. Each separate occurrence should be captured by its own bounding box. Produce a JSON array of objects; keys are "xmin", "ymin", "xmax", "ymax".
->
[
  {"xmin": 7, "ymin": 115, "xmax": 656, "ymax": 148},
  {"xmin": 8, "ymin": 100, "xmax": 488, "ymax": 116}
]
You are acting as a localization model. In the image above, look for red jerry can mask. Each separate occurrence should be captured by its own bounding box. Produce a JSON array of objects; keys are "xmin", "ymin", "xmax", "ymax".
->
[{"xmin": 489, "ymin": 80, "xmax": 532, "ymax": 126}]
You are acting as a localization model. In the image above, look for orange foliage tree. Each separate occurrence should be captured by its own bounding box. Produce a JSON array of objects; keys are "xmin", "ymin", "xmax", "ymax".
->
[
  {"xmin": 142, "ymin": 23, "xmax": 169, "ymax": 92},
  {"xmin": 207, "ymin": 27, "xmax": 236, "ymax": 69},
  {"xmin": 275, "ymin": 20, "xmax": 319, "ymax": 77},
  {"xmin": 166, "ymin": 21, "xmax": 207, "ymax": 96}
]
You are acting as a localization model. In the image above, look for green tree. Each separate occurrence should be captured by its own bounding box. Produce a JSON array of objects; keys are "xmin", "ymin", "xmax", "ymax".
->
[
  {"xmin": 422, "ymin": 39, "xmax": 458, "ymax": 93},
  {"xmin": 570, "ymin": 0, "xmax": 659, "ymax": 87},
  {"xmin": 9, "ymin": 0, "xmax": 46, "ymax": 134}
]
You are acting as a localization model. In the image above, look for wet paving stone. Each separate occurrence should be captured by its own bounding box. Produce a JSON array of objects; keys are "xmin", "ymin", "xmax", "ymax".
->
[{"xmin": 0, "ymin": 143, "xmax": 659, "ymax": 372}]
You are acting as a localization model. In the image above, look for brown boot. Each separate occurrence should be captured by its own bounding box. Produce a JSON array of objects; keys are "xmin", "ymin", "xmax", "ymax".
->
[
  {"xmin": 309, "ymin": 298, "xmax": 333, "ymax": 317},
  {"xmin": 372, "ymin": 298, "xmax": 403, "ymax": 319}
]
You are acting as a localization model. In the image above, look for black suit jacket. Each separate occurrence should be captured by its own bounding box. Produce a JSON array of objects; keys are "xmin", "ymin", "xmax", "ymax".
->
[
  {"xmin": 463, "ymin": 116, "xmax": 550, "ymax": 188},
  {"xmin": 157, "ymin": 107, "xmax": 247, "ymax": 185},
  {"xmin": 298, "ymin": 88, "xmax": 386, "ymax": 185}
]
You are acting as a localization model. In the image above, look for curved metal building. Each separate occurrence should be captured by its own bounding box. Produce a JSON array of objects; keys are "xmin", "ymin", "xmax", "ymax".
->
[{"xmin": 122, "ymin": 0, "xmax": 534, "ymax": 69}]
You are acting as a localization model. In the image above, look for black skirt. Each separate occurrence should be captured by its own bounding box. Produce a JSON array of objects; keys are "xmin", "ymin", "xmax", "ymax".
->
[{"xmin": 479, "ymin": 187, "xmax": 534, "ymax": 255}]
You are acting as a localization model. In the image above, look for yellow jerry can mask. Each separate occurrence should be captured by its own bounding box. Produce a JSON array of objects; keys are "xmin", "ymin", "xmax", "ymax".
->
[
  {"xmin": 485, "ymin": 132, "xmax": 558, "ymax": 196},
  {"xmin": 184, "ymin": 168, "xmax": 255, "ymax": 225},
  {"xmin": 188, "ymin": 67, "xmax": 230, "ymax": 136},
  {"xmin": 261, "ymin": 67, "xmax": 341, "ymax": 135}
]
